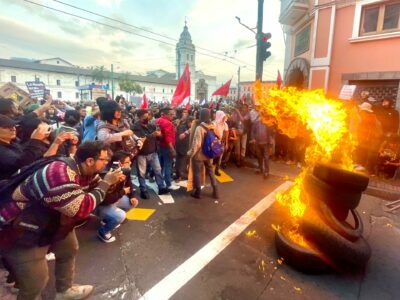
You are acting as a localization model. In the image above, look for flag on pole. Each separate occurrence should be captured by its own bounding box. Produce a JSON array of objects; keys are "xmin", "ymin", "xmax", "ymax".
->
[
  {"xmin": 140, "ymin": 93, "xmax": 148, "ymax": 109},
  {"xmin": 212, "ymin": 79, "xmax": 231, "ymax": 97},
  {"xmin": 208, "ymin": 100, "xmax": 215, "ymax": 110},
  {"xmin": 276, "ymin": 70, "xmax": 282, "ymax": 89},
  {"xmin": 171, "ymin": 64, "xmax": 191, "ymax": 108}
]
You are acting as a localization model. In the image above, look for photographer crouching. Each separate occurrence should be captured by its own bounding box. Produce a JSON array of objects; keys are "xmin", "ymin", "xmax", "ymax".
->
[{"xmin": 0, "ymin": 141, "xmax": 123, "ymax": 300}]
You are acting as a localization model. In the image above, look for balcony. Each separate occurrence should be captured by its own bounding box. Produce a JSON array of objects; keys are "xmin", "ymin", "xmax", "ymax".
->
[{"xmin": 279, "ymin": 0, "xmax": 309, "ymax": 26}]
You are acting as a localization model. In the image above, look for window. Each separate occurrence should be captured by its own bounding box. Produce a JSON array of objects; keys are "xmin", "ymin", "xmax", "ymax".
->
[
  {"xmin": 171, "ymin": 89, "xmax": 173, "ymax": 93},
  {"xmin": 57, "ymin": 91, "xmax": 62, "ymax": 98},
  {"xmin": 191, "ymin": 55, "xmax": 194, "ymax": 61},
  {"xmin": 187, "ymin": 54, "xmax": 189, "ymax": 60},
  {"xmin": 56, "ymin": 79, "xmax": 61, "ymax": 86},
  {"xmin": 360, "ymin": 1, "xmax": 400, "ymax": 35},
  {"xmin": 162, "ymin": 89, "xmax": 165, "ymax": 93},
  {"xmin": 143, "ymin": 87, "xmax": 146, "ymax": 91},
  {"xmin": 76, "ymin": 92, "xmax": 80, "ymax": 99},
  {"xmin": 57, "ymin": 60, "xmax": 60, "ymax": 64},
  {"xmin": 294, "ymin": 25, "xmax": 310, "ymax": 56},
  {"xmin": 75, "ymin": 81, "xmax": 79, "ymax": 87},
  {"xmin": 11, "ymin": 76, "xmax": 16, "ymax": 83}
]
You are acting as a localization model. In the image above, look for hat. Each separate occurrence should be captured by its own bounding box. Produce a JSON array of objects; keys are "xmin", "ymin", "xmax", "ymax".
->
[
  {"xmin": 359, "ymin": 102, "xmax": 373, "ymax": 113},
  {"xmin": 0, "ymin": 115, "xmax": 17, "ymax": 128}
]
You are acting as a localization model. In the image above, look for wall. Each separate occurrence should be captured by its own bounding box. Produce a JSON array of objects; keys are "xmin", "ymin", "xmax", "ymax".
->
[{"xmin": 329, "ymin": 5, "xmax": 400, "ymax": 96}]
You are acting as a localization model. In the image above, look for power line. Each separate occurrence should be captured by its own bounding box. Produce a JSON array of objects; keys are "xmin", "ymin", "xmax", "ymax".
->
[
  {"xmin": 23, "ymin": 0, "xmax": 253, "ymax": 69},
  {"xmin": 51, "ymin": 0, "xmax": 256, "ymax": 67}
]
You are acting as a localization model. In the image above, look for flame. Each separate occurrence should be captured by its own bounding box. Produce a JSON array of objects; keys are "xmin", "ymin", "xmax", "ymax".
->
[{"xmin": 254, "ymin": 82, "xmax": 356, "ymax": 219}]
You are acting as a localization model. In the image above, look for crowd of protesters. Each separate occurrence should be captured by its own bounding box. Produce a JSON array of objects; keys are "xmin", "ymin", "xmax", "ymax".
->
[{"xmin": 0, "ymin": 89, "xmax": 398, "ymax": 299}]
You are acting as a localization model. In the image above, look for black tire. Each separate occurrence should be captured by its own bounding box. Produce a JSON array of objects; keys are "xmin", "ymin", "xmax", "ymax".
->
[
  {"xmin": 318, "ymin": 201, "xmax": 363, "ymax": 242},
  {"xmin": 300, "ymin": 210, "xmax": 371, "ymax": 269},
  {"xmin": 275, "ymin": 223, "xmax": 331, "ymax": 273},
  {"xmin": 304, "ymin": 174, "xmax": 362, "ymax": 210},
  {"xmin": 313, "ymin": 163, "xmax": 369, "ymax": 192}
]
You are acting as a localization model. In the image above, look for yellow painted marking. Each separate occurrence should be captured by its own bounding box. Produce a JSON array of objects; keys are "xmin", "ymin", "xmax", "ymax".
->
[
  {"xmin": 215, "ymin": 169, "xmax": 233, "ymax": 183},
  {"xmin": 126, "ymin": 208, "xmax": 155, "ymax": 221}
]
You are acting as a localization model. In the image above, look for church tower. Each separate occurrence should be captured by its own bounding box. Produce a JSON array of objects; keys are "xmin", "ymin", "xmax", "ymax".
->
[{"xmin": 176, "ymin": 21, "xmax": 195, "ymax": 79}]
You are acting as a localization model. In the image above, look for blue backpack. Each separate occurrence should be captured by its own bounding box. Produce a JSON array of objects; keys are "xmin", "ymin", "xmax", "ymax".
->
[{"xmin": 201, "ymin": 125, "xmax": 223, "ymax": 159}]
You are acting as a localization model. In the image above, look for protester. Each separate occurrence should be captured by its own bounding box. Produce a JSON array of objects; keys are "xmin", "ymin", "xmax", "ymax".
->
[
  {"xmin": 213, "ymin": 110, "xmax": 228, "ymax": 176},
  {"xmin": 187, "ymin": 108, "xmax": 218, "ymax": 199},
  {"xmin": 156, "ymin": 107, "xmax": 179, "ymax": 190},
  {"xmin": 96, "ymin": 151, "xmax": 138, "ymax": 243},
  {"xmin": 133, "ymin": 109, "xmax": 170, "ymax": 199},
  {"xmin": 175, "ymin": 109, "xmax": 192, "ymax": 180},
  {"xmin": 250, "ymin": 111, "xmax": 270, "ymax": 179}
]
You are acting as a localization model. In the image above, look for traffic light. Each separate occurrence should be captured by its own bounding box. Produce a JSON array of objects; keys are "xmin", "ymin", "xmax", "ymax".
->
[{"xmin": 259, "ymin": 32, "xmax": 272, "ymax": 61}]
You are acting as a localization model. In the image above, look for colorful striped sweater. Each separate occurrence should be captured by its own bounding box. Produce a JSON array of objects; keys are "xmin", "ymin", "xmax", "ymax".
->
[{"xmin": 12, "ymin": 160, "xmax": 106, "ymax": 220}]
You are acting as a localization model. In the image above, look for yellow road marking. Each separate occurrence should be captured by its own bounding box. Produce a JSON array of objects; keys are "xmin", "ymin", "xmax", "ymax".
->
[
  {"xmin": 215, "ymin": 169, "xmax": 233, "ymax": 183},
  {"xmin": 126, "ymin": 208, "xmax": 155, "ymax": 221}
]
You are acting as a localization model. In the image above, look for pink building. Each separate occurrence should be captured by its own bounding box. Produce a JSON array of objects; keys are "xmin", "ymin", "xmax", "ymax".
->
[{"xmin": 280, "ymin": 0, "xmax": 400, "ymax": 106}]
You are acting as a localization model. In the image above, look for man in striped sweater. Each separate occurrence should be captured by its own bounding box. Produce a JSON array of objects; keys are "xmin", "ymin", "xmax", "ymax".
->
[{"xmin": 2, "ymin": 141, "xmax": 123, "ymax": 300}]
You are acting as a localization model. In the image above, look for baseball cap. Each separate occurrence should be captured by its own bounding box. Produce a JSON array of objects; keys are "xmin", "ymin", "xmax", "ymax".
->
[{"xmin": 0, "ymin": 114, "xmax": 17, "ymax": 128}]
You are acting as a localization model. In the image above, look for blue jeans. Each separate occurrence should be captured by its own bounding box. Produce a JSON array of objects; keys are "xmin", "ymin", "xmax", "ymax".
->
[
  {"xmin": 159, "ymin": 147, "xmax": 173, "ymax": 187},
  {"xmin": 136, "ymin": 152, "xmax": 166, "ymax": 192},
  {"xmin": 96, "ymin": 196, "xmax": 133, "ymax": 235}
]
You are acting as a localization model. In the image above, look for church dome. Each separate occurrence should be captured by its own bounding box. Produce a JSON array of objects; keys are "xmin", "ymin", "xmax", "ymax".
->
[{"xmin": 179, "ymin": 24, "xmax": 193, "ymax": 45}]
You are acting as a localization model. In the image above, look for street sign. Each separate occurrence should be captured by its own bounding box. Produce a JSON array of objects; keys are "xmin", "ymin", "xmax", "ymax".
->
[
  {"xmin": 339, "ymin": 85, "xmax": 357, "ymax": 100},
  {"xmin": 25, "ymin": 81, "xmax": 46, "ymax": 98}
]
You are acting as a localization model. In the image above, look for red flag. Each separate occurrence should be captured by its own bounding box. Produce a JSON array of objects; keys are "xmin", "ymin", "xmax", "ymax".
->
[
  {"xmin": 212, "ymin": 79, "xmax": 231, "ymax": 96},
  {"xmin": 140, "ymin": 94, "xmax": 148, "ymax": 109},
  {"xmin": 241, "ymin": 94, "xmax": 246, "ymax": 104},
  {"xmin": 185, "ymin": 100, "xmax": 191, "ymax": 110},
  {"xmin": 171, "ymin": 64, "xmax": 191, "ymax": 108},
  {"xmin": 276, "ymin": 70, "xmax": 282, "ymax": 89},
  {"xmin": 208, "ymin": 100, "xmax": 215, "ymax": 110}
]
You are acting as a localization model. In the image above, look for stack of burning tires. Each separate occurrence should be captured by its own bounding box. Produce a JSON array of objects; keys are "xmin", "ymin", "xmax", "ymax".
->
[{"xmin": 275, "ymin": 163, "xmax": 371, "ymax": 272}]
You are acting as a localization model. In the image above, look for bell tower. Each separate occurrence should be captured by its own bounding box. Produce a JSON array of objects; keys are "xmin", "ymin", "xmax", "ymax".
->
[{"xmin": 176, "ymin": 20, "xmax": 196, "ymax": 79}]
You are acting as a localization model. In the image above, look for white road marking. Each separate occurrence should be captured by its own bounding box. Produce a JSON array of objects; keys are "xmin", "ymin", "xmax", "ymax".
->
[
  {"xmin": 140, "ymin": 181, "xmax": 292, "ymax": 300},
  {"xmin": 132, "ymin": 178, "xmax": 175, "ymax": 204}
]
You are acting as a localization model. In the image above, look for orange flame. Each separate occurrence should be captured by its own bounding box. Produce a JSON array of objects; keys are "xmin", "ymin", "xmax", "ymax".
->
[{"xmin": 254, "ymin": 82, "xmax": 356, "ymax": 219}]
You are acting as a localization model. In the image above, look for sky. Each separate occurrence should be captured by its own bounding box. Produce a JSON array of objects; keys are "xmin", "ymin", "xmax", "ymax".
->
[{"xmin": 0, "ymin": 0, "xmax": 285, "ymax": 84}]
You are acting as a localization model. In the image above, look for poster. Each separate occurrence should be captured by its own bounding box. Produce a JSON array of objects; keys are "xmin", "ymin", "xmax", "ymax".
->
[
  {"xmin": 25, "ymin": 81, "xmax": 46, "ymax": 98},
  {"xmin": 339, "ymin": 85, "xmax": 357, "ymax": 100}
]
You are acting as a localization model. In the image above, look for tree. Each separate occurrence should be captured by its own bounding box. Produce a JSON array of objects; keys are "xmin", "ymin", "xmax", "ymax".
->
[
  {"xmin": 119, "ymin": 73, "xmax": 143, "ymax": 97},
  {"xmin": 91, "ymin": 65, "xmax": 106, "ymax": 83}
]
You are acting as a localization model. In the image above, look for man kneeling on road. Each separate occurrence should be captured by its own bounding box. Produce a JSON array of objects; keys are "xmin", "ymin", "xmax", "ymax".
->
[{"xmin": 1, "ymin": 141, "xmax": 122, "ymax": 300}]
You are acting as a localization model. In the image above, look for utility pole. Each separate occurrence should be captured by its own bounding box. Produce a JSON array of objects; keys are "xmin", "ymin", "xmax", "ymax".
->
[
  {"xmin": 256, "ymin": 0, "xmax": 264, "ymax": 81},
  {"xmin": 111, "ymin": 63, "xmax": 114, "ymax": 100},
  {"xmin": 237, "ymin": 66, "xmax": 241, "ymax": 101}
]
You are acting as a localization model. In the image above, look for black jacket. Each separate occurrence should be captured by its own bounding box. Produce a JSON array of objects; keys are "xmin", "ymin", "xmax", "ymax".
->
[
  {"xmin": 132, "ymin": 122, "xmax": 158, "ymax": 155},
  {"xmin": 0, "ymin": 139, "xmax": 48, "ymax": 180}
]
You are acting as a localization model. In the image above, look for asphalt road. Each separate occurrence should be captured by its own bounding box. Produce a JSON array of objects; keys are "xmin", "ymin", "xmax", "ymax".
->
[{"xmin": 2, "ymin": 162, "xmax": 400, "ymax": 300}]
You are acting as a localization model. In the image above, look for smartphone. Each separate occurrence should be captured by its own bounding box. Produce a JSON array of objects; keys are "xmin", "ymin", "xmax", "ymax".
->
[{"xmin": 111, "ymin": 161, "xmax": 121, "ymax": 171}]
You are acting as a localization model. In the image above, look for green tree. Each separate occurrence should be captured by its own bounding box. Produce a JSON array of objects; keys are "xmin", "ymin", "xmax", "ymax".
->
[
  {"xmin": 119, "ymin": 73, "xmax": 143, "ymax": 96},
  {"xmin": 91, "ymin": 65, "xmax": 106, "ymax": 83}
]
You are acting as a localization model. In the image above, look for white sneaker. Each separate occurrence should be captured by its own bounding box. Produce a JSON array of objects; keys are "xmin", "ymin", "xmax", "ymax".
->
[
  {"xmin": 97, "ymin": 231, "xmax": 116, "ymax": 243},
  {"xmin": 168, "ymin": 184, "xmax": 180, "ymax": 191},
  {"xmin": 55, "ymin": 284, "xmax": 94, "ymax": 300}
]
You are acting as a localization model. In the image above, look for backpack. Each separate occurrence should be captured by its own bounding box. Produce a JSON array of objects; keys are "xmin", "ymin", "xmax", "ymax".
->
[
  {"xmin": 201, "ymin": 125, "xmax": 223, "ymax": 159},
  {"xmin": 0, "ymin": 156, "xmax": 77, "ymax": 226}
]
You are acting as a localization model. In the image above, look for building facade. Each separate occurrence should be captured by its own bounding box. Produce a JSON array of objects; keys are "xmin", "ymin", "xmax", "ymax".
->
[
  {"xmin": 280, "ymin": 0, "xmax": 400, "ymax": 106},
  {"xmin": 0, "ymin": 23, "xmax": 220, "ymax": 104}
]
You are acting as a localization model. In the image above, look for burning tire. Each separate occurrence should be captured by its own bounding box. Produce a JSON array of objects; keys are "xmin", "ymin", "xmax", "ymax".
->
[
  {"xmin": 304, "ymin": 174, "xmax": 361, "ymax": 210},
  {"xmin": 275, "ymin": 223, "xmax": 331, "ymax": 273},
  {"xmin": 318, "ymin": 201, "xmax": 363, "ymax": 242},
  {"xmin": 313, "ymin": 163, "xmax": 369, "ymax": 192},
  {"xmin": 300, "ymin": 211, "xmax": 371, "ymax": 269}
]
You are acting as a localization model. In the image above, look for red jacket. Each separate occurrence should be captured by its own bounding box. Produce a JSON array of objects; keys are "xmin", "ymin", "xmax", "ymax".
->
[{"xmin": 156, "ymin": 116, "xmax": 176, "ymax": 147}]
